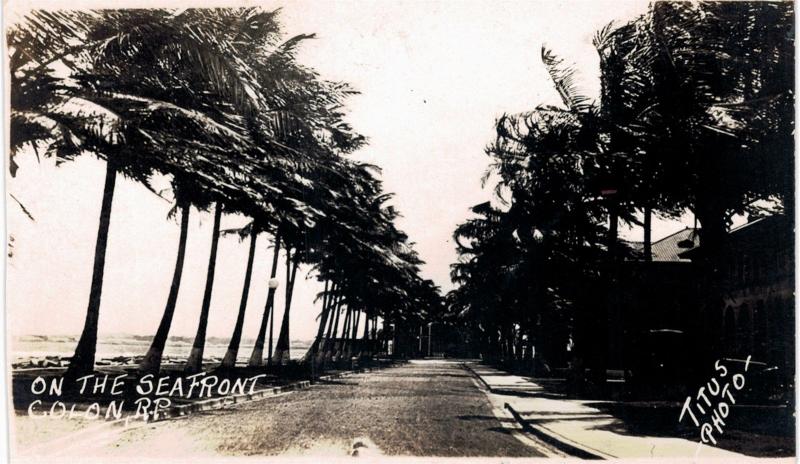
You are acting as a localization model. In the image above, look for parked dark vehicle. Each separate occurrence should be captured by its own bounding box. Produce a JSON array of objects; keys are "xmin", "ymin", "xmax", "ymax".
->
[{"xmin": 628, "ymin": 329, "xmax": 690, "ymax": 399}]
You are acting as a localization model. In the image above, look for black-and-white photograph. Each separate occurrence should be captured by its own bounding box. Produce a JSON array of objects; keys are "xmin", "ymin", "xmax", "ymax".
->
[{"xmin": 4, "ymin": 1, "xmax": 795, "ymax": 462}]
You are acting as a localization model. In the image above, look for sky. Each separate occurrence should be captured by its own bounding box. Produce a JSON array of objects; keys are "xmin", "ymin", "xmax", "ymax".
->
[{"xmin": 6, "ymin": 0, "xmax": 694, "ymax": 341}]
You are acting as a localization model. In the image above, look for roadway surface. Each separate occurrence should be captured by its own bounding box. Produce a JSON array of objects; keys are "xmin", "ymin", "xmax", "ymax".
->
[{"xmin": 15, "ymin": 359, "xmax": 550, "ymax": 459}]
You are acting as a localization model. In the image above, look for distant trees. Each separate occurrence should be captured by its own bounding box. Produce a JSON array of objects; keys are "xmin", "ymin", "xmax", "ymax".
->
[
  {"xmin": 9, "ymin": 8, "xmax": 440, "ymax": 378},
  {"xmin": 449, "ymin": 2, "xmax": 794, "ymax": 380},
  {"xmin": 300, "ymin": 163, "xmax": 445, "ymax": 367}
]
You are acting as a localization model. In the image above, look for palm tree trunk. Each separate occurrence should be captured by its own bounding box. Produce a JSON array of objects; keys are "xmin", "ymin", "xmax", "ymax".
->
[
  {"xmin": 139, "ymin": 200, "xmax": 191, "ymax": 374},
  {"xmin": 66, "ymin": 159, "xmax": 118, "ymax": 379},
  {"xmin": 220, "ymin": 225, "xmax": 259, "ymax": 368},
  {"xmin": 338, "ymin": 307, "xmax": 352, "ymax": 360},
  {"xmin": 305, "ymin": 280, "xmax": 331, "ymax": 360},
  {"xmin": 592, "ymin": 199, "xmax": 619, "ymax": 387},
  {"xmin": 321, "ymin": 292, "xmax": 340, "ymax": 361},
  {"xmin": 185, "ymin": 202, "xmax": 222, "ymax": 374},
  {"xmin": 326, "ymin": 300, "xmax": 343, "ymax": 360},
  {"xmin": 354, "ymin": 311, "xmax": 362, "ymax": 340},
  {"xmin": 349, "ymin": 310, "xmax": 361, "ymax": 357},
  {"xmin": 272, "ymin": 250, "xmax": 299, "ymax": 364},
  {"xmin": 362, "ymin": 314, "xmax": 370, "ymax": 339},
  {"xmin": 344, "ymin": 309, "xmax": 355, "ymax": 356},
  {"xmin": 340, "ymin": 309, "xmax": 351, "ymax": 345},
  {"xmin": 695, "ymin": 202, "xmax": 729, "ymax": 368},
  {"xmin": 326, "ymin": 294, "xmax": 340, "ymax": 341},
  {"xmin": 608, "ymin": 202, "xmax": 619, "ymax": 260},
  {"xmin": 360, "ymin": 312, "xmax": 371, "ymax": 356},
  {"xmin": 267, "ymin": 271, "xmax": 279, "ymax": 366},
  {"xmin": 248, "ymin": 230, "xmax": 282, "ymax": 367}
]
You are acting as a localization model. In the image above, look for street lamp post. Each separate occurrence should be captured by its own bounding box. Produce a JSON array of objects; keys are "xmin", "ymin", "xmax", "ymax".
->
[
  {"xmin": 391, "ymin": 323, "xmax": 396, "ymax": 357},
  {"xmin": 248, "ymin": 277, "xmax": 281, "ymax": 368}
]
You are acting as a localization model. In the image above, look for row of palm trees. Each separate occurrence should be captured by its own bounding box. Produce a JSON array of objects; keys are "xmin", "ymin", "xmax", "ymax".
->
[
  {"xmin": 9, "ymin": 8, "xmax": 439, "ymax": 379},
  {"xmin": 448, "ymin": 2, "xmax": 793, "ymax": 374}
]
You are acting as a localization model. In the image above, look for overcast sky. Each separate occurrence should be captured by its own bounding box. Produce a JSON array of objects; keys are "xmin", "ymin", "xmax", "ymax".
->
[{"xmin": 7, "ymin": 0, "xmax": 687, "ymax": 341}]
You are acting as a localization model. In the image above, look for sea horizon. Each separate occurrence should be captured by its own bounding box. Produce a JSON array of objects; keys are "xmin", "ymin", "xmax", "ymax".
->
[{"xmin": 11, "ymin": 333, "xmax": 315, "ymax": 364}]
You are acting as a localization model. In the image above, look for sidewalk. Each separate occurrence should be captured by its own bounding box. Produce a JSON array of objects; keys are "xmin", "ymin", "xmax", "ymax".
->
[{"xmin": 466, "ymin": 363, "xmax": 760, "ymax": 460}]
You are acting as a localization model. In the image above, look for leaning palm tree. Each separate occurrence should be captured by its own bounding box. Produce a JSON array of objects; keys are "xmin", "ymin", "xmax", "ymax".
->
[
  {"xmin": 53, "ymin": 9, "xmax": 280, "ymax": 377},
  {"xmin": 198, "ymin": 16, "xmax": 354, "ymax": 372},
  {"xmin": 247, "ymin": 227, "xmax": 283, "ymax": 367},
  {"xmin": 220, "ymin": 221, "xmax": 262, "ymax": 369},
  {"xmin": 130, "ymin": 12, "xmax": 292, "ymax": 374},
  {"xmin": 8, "ymin": 11, "xmax": 154, "ymax": 378},
  {"xmin": 189, "ymin": 150, "xmax": 294, "ymax": 371},
  {"xmin": 139, "ymin": 179, "xmax": 218, "ymax": 374},
  {"xmin": 271, "ymin": 238, "xmax": 302, "ymax": 364},
  {"xmin": 219, "ymin": 175, "xmax": 327, "ymax": 369},
  {"xmin": 185, "ymin": 202, "xmax": 223, "ymax": 373},
  {"xmin": 303, "ymin": 278, "xmax": 335, "ymax": 363},
  {"xmin": 138, "ymin": 193, "xmax": 191, "ymax": 373},
  {"xmin": 67, "ymin": 8, "xmax": 287, "ymax": 377},
  {"xmin": 211, "ymin": 24, "xmax": 363, "ymax": 369},
  {"xmin": 216, "ymin": 143, "xmax": 334, "ymax": 370}
]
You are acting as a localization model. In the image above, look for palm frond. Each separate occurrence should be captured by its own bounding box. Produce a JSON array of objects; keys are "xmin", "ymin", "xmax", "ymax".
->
[{"xmin": 540, "ymin": 46, "xmax": 593, "ymax": 113}]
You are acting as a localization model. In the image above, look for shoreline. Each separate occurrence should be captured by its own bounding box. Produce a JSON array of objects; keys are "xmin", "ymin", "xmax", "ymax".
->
[{"xmin": 10, "ymin": 336, "xmax": 314, "ymax": 369}]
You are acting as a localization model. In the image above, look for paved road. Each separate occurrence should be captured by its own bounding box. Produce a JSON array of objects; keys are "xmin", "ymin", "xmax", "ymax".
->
[{"xmin": 19, "ymin": 360, "xmax": 546, "ymax": 459}]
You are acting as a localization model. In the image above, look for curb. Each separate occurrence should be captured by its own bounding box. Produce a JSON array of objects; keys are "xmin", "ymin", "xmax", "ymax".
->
[
  {"xmin": 461, "ymin": 363, "xmax": 493, "ymax": 391},
  {"xmin": 503, "ymin": 402, "xmax": 610, "ymax": 460},
  {"xmin": 151, "ymin": 363, "xmax": 392, "ymax": 422},
  {"xmin": 461, "ymin": 362, "xmax": 610, "ymax": 460}
]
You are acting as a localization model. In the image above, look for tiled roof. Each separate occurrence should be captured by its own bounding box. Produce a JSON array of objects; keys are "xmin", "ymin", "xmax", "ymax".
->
[
  {"xmin": 627, "ymin": 227, "xmax": 699, "ymax": 262},
  {"xmin": 651, "ymin": 228, "xmax": 699, "ymax": 261}
]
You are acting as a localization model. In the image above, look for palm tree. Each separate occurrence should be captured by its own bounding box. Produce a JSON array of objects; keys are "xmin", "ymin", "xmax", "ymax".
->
[
  {"xmin": 271, "ymin": 246, "xmax": 301, "ymax": 364},
  {"xmin": 69, "ymin": 155, "xmax": 120, "ymax": 378},
  {"xmin": 596, "ymin": 1, "xmax": 793, "ymax": 256},
  {"xmin": 303, "ymin": 279, "xmax": 332, "ymax": 363},
  {"xmin": 8, "ymin": 11, "xmax": 131, "ymax": 378},
  {"xmin": 595, "ymin": 2, "xmax": 794, "ymax": 367},
  {"xmin": 185, "ymin": 202, "xmax": 223, "ymax": 373},
  {"xmin": 247, "ymin": 228, "xmax": 282, "ymax": 367},
  {"xmin": 138, "ymin": 196, "xmax": 191, "ymax": 373},
  {"xmin": 8, "ymin": 8, "xmax": 282, "ymax": 378},
  {"xmin": 11, "ymin": 7, "xmax": 437, "ymax": 378},
  {"xmin": 90, "ymin": 8, "xmax": 348, "ymax": 376},
  {"xmin": 323, "ymin": 291, "xmax": 344, "ymax": 362},
  {"xmin": 70, "ymin": 9, "xmax": 286, "ymax": 376},
  {"xmin": 220, "ymin": 222, "xmax": 261, "ymax": 369}
]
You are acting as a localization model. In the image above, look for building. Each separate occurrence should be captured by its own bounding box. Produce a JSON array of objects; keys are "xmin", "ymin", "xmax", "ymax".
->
[
  {"xmin": 680, "ymin": 215, "xmax": 794, "ymax": 380},
  {"xmin": 610, "ymin": 216, "xmax": 793, "ymax": 399},
  {"xmin": 608, "ymin": 228, "xmax": 701, "ymax": 394}
]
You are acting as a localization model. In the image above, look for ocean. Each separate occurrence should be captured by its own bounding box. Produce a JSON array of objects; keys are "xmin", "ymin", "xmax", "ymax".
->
[{"xmin": 11, "ymin": 334, "xmax": 312, "ymax": 365}]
